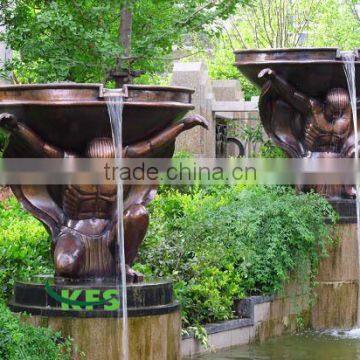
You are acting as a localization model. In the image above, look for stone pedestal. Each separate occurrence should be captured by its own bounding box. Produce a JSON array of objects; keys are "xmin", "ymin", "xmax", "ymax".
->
[
  {"xmin": 9, "ymin": 276, "xmax": 181, "ymax": 360},
  {"xmin": 172, "ymin": 62, "xmax": 215, "ymax": 157}
]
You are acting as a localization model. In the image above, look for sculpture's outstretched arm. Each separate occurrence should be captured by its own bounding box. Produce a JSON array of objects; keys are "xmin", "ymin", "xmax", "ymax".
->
[
  {"xmin": 124, "ymin": 114, "xmax": 209, "ymax": 158},
  {"xmin": 258, "ymin": 68, "xmax": 313, "ymax": 116},
  {"xmin": 0, "ymin": 113, "xmax": 65, "ymax": 158}
]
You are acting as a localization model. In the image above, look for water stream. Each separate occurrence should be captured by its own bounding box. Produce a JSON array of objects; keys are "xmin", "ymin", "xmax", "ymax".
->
[
  {"xmin": 106, "ymin": 92, "xmax": 129, "ymax": 360},
  {"xmin": 342, "ymin": 50, "xmax": 360, "ymax": 327}
]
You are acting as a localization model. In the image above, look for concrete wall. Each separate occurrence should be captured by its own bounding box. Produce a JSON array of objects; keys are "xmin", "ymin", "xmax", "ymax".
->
[
  {"xmin": 172, "ymin": 62, "xmax": 215, "ymax": 157},
  {"xmin": 311, "ymin": 223, "xmax": 358, "ymax": 329},
  {"xmin": 0, "ymin": 24, "xmax": 11, "ymax": 84},
  {"xmin": 171, "ymin": 62, "xmax": 260, "ymax": 158}
]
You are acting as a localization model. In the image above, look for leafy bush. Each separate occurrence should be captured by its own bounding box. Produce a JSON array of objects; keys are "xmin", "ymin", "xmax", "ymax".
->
[
  {"xmin": 0, "ymin": 199, "xmax": 69, "ymax": 359},
  {"xmin": 0, "ymin": 130, "xmax": 7, "ymax": 156},
  {"xmin": 206, "ymin": 44, "xmax": 259, "ymax": 100},
  {"xmin": 0, "ymin": 184, "xmax": 336, "ymax": 335},
  {"xmin": 0, "ymin": 302, "xmax": 71, "ymax": 360},
  {"xmin": 259, "ymin": 140, "xmax": 286, "ymax": 158},
  {"xmin": 136, "ymin": 185, "xmax": 336, "ymax": 327},
  {"xmin": 0, "ymin": 197, "xmax": 53, "ymax": 301}
]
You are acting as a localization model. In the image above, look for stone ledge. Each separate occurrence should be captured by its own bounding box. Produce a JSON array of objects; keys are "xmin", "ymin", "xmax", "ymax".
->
[
  {"xmin": 182, "ymin": 318, "xmax": 253, "ymax": 340},
  {"xmin": 237, "ymin": 295, "xmax": 275, "ymax": 319},
  {"xmin": 182, "ymin": 294, "xmax": 274, "ymax": 340},
  {"xmin": 181, "ymin": 294, "xmax": 284, "ymax": 357}
]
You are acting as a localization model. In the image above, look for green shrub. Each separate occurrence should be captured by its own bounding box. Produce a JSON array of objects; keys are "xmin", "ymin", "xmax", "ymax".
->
[
  {"xmin": 0, "ymin": 185, "xmax": 336, "ymax": 335},
  {"xmin": 0, "ymin": 130, "xmax": 7, "ymax": 156},
  {"xmin": 136, "ymin": 185, "xmax": 336, "ymax": 327},
  {"xmin": 0, "ymin": 197, "xmax": 53, "ymax": 301},
  {"xmin": 259, "ymin": 140, "xmax": 286, "ymax": 158},
  {"xmin": 0, "ymin": 302, "xmax": 71, "ymax": 360},
  {"xmin": 206, "ymin": 44, "xmax": 259, "ymax": 100},
  {"xmin": 0, "ymin": 199, "xmax": 70, "ymax": 359}
]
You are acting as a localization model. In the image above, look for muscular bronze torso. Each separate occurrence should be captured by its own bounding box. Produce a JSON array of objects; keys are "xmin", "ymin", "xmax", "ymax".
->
[
  {"xmin": 63, "ymin": 184, "xmax": 118, "ymax": 220},
  {"xmin": 304, "ymin": 100, "xmax": 352, "ymax": 152}
]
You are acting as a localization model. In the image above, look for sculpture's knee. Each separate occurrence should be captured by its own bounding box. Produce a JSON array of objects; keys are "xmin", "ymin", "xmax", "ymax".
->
[
  {"xmin": 54, "ymin": 231, "xmax": 84, "ymax": 277},
  {"xmin": 124, "ymin": 204, "xmax": 149, "ymax": 266},
  {"xmin": 124, "ymin": 204, "xmax": 149, "ymax": 227}
]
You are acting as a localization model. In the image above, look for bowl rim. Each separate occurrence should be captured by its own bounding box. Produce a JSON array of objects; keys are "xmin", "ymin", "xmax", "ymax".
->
[
  {"xmin": 0, "ymin": 82, "xmax": 195, "ymax": 94},
  {"xmin": 234, "ymin": 47, "xmax": 339, "ymax": 55},
  {"xmin": 0, "ymin": 100, "xmax": 195, "ymax": 108}
]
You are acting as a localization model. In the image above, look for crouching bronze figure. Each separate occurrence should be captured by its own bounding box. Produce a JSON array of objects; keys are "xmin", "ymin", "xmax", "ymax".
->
[
  {"xmin": 235, "ymin": 48, "xmax": 360, "ymax": 199},
  {"xmin": 258, "ymin": 68, "xmax": 355, "ymax": 197},
  {"xmin": 0, "ymin": 83, "xmax": 207, "ymax": 281}
]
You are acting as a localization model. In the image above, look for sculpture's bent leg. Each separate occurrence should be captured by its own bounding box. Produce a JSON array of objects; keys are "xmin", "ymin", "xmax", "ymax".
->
[
  {"xmin": 54, "ymin": 230, "xmax": 85, "ymax": 278},
  {"xmin": 54, "ymin": 224, "xmax": 116, "ymax": 278},
  {"xmin": 124, "ymin": 204, "xmax": 149, "ymax": 282}
]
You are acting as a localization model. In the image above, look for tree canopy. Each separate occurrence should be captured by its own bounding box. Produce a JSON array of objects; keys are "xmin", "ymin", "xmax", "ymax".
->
[
  {"xmin": 193, "ymin": 0, "xmax": 360, "ymax": 99},
  {"xmin": 0, "ymin": 0, "xmax": 248, "ymax": 84},
  {"xmin": 0, "ymin": 0, "xmax": 358, "ymax": 93}
]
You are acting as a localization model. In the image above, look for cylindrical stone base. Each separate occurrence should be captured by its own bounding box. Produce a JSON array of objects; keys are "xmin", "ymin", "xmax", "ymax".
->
[
  {"xmin": 24, "ymin": 312, "xmax": 181, "ymax": 360},
  {"xmin": 9, "ymin": 276, "xmax": 181, "ymax": 360}
]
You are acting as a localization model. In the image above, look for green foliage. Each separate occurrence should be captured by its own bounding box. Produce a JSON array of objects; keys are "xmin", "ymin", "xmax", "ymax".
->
[
  {"xmin": 182, "ymin": 324, "xmax": 209, "ymax": 348},
  {"xmin": 0, "ymin": 198, "xmax": 69, "ymax": 359},
  {"xmin": 0, "ymin": 0, "xmax": 248, "ymax": 83},
  {"xmin": 236, "ymin": 123, "xmax": 285, "ymax": 158},
  {"xmin": 228, "ymin": 0, "xmax": 324, "ymax": 49},
  {"xmin": 210, "ymin": 0, "xmax": 359, "ymax": 51},
  {"xmin": 0, "ymin": 302, "xmax": 71, "ymax": 360},
  {"xmin": 308, "ymin": 0, "xmax": 360, "ymax": 50},
  {"xmin": 134, "ymin": 72, "xmax": 172, "ymax": 86},
  {"xmin": 241, "ymin": 123, "xmax": 263, "ymax": 144},
  {"xmin": 0, "ymin": 197, "xmax": 53, "ymax": 301},
  {"xmin": 136, "ymin": 185, "xmax": 336, "ymax": 327},
  {"xmin": 0, "ymin": 129, "xmax": 7, "ymax": 156},
  {"xmin": 206, "ymin": 44, "xmax": 259, "ymax": 100},
  {"xmin": 238, "ymin": 75, "xmax": 259, "ymax": 101},
  {"xmin": 202, "ymin": 0, "xmax": 360, "ymax": 99},
  {"xmin": 2, "ymin": 1, "xmax": 123, "ymax": 83},
  {"xmin": 259, "ymin": 140, "xmax": 286, "ymax": 158}
]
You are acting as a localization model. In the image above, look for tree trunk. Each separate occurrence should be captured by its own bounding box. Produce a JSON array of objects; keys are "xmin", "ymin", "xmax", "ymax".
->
[
  {"xmin": 114, "ymin": 2, "xmax": 133, "ymax": 88},
  {"xmin": 120, "ymin": 4, "xmax": 132, "ymax": 59}
]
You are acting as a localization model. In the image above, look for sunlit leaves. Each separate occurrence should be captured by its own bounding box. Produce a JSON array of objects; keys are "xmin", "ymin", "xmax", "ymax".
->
[{"xmin": 0, "ymin": 0, "xmax": 248, "ymax": 83}]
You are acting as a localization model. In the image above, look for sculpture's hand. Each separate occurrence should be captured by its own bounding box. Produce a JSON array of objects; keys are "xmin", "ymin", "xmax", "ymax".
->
[
  {"xmin": 0, "ymin": 113, "xmax": 17, "ymax": 132},
  {"xmin": 259, "ymin": 67, "xmax": 311, "ymax": 116},
  {"xmin": 182, "ymin": 114, "xmax": 209, "ymax": 130},
  {"xmin": 258, "ymin": 68, "xmax": 276, "ymax": 80}
]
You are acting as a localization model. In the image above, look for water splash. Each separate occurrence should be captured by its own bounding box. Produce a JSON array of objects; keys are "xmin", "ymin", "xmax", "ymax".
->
[
  {"xmin": 325, "ymin": 328, "xmax": 360, "ymax": 339},
  {"xmin": 106, "ymin": 91, "xmax": 129, "ymax": 360},
  {"xmin": 342, "ymin": 50, "xmax": 359, "ymax": 326}
]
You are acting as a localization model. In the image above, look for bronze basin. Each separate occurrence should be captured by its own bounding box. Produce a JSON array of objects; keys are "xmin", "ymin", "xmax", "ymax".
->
[
  {"xmin": 0, "ymin": 83, "xmax": 194, "ymax": 153},
  {"xmin": 234, "ymin": 47, "xmax": 360, "ymax": 98}
]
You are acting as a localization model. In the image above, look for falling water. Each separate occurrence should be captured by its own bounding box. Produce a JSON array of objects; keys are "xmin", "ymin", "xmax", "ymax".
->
[
  {"xmin": 342, "ymin": 50, "xmax": 360, "ymax": 326},
  {"xmin": 106, "ymin": 91, "xmax": 129, "ymax": 359}
]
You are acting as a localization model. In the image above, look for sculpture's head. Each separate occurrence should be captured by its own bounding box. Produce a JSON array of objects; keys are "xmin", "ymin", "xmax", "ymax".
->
[
  {"xmin": 325, "ymin": 88, "xmax": 350, "ymax": 120},
  {"xmin": 85, "ymin": 137, "xmax": 115, "ymax": 158}
]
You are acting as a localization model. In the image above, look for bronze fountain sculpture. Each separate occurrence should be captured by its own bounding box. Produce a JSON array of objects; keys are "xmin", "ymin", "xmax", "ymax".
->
[
  {"xmin": 0, "ymin": 84, "xmax": 207, "ymax": 282},
  {"xmin": 0, "ymin": 85, "xmax": 207, "ymax": 360},
  {"xmin": 235, "ymin": 48, "xmax": 360, "ymax": 200},
  {"xmin": 0, "ymin": 6, "xmax": 207, "ymax": 358}
]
